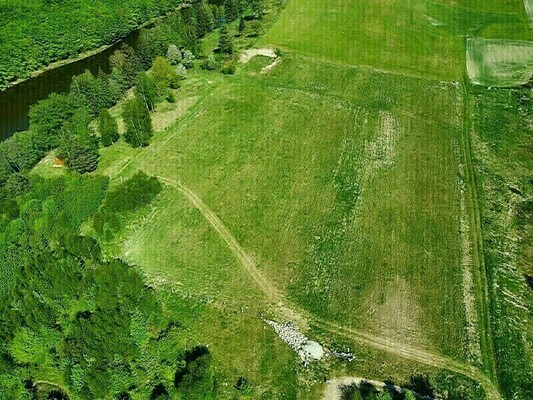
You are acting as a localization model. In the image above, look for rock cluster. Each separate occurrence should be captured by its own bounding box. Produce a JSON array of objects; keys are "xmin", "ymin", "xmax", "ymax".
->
[{"xmin": 265, "ymin": 320, "xmax": 325, "ymax": 364}]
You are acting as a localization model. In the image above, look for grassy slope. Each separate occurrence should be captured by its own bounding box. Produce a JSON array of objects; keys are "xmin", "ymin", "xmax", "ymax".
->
[{"xmin": 32, "ymin": 0, "xmax": 533, "ymax": 397}]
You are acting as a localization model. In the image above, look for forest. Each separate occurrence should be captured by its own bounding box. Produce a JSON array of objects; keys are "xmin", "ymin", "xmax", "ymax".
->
[
  {"xmin": 0, "ymin": 0, "xmax": 182, "ymax": 89},
  {"xmin": 0, "ymin": 0, "xmax": 245, "ymax": 397}
]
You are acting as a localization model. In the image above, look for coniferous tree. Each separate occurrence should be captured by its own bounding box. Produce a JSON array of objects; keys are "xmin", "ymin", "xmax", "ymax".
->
[
  {"xmin": 122, "ymin": 97, "xmax": 153, "ymax": 148},
  {"xmin": 98, "ymin": 110, "xmax": 119, "ymax": 147},
  {"xmin": 218, "ymin": 24, "xmax": 234, "ymax": 54},
  {"xmin": 136, "ymin": 30, "xmax": 155, "ymax": 70},
  {"xmin": 251, "ymin": 0, "xmax": 263, "ymax": 19},
  {"xmin": 224, "ymin": 0, "xmax": 238, "ymax": 22},
  {"xmin": 238, "ymin": 18, "xmax": 245, "ymax": 36},
  {"xmin": 195, "ymin": 0, "xmax": 214, "ymax": 37}
]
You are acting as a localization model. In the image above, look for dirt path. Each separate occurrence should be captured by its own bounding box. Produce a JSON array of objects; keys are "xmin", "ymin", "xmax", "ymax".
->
[
  {"xmin": 156, "ymin": 176, "xmax": 502, "ymax": 400},
  {"xmin": 459, "ymin": 80, "xmax": 498, "ymax": 382},
  {"xmin": 323, "ymin": 376, "xmax": 434, "ymax": 400}
]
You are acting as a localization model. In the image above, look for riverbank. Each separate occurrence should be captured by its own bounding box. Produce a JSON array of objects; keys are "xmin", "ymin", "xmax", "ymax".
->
[{"xmin": 1, "ymin": 3, "xmax": 190, "ymax": 92}]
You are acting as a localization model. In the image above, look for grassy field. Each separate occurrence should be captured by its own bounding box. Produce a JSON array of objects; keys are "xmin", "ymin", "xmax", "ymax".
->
[
  {"xmin": 31, "ymin": 0, "xmax": 533, "ymax": 398},
  {"xmin": 467, "ymin": 38, "xmax": 533, "ymax": 86},
  {"xmin": 93, "ymin": 55, "xmax": 470, "ymax": 357}
]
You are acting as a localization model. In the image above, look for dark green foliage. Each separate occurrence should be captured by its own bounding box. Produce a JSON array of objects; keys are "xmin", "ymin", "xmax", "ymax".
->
[
  {"xmin": 195, "ymin": 0, "xmax": 215, "ymax": 37},
  {"xmin": 201, "ymin": 56, "xmax": 219, "ymax": 71},
  {"xmin": 57, "ymin": 111, "xmax": 100, "ymax": 174},
  {"xmin": 211, "ymin": 5, "xmax": 224, "ymax": 28},
  {"xmin": 1, "ymin": 132, "xmax": 42, "ymax": 173},
  {"xmin": 70, "ymin": 70, "xmax": 113, "ymax": 117},
  {"xmin": 0, "ymin": 0, "xmax": 181, "ymax": 90},
  {"xmin": 123, "ymin": 97, "xmax": 154, "ymax": 147},
  {"xmin": 92, "ymin": 171, "xmax": 162, "ymax": 237},
  {"xmin": 29, "ymin": 93, "xmax": 78, "ymax": 151},
  {"xmin": 238, "ymin": 18, "xmax": 246, "ymax": 36},
  {"xmin": 251, "ymin": 0, "xmax": 263, "ymax": 19},
  {"xmin": 98, "ymin": 110, "xmax": 119, "ymax": 147},
  {"xmin": 64, "ymin": 234, "xmax": 101, "ymax": 261},
  {"xmin": 175, "ymin": 346, "xmax": 215, "ymax": 399},
  {"xmin": 59, "ymin": 134, "xmax": 100, "ymax": 174},
  {"xmin": 3, "ymin": 173, "xmax": 31, "ymax": 198},
  {"xmin": 218, "ymin": 25, "xmax": 234, "ymax": 54},
  {"xmin": 247, "ymin": 20, "xmax": 263, "ymax": 37},
  {"xmin": 111, "ymin": 44, "xmax": 143, "ymax": 87},
  {"xmin": 135, "ymin": 72, "xmax": 158, "ymax": 112},
  {"xmin": 224, "ymin": 0, "xmax": 239, "ymax": 22},
  {"xmin": 0, "ymin": 153, "xmax": 12, "ymax": 185},
  {"xmin": 221, "ymin": 60, "xmax": 237, "ymax": 75}
]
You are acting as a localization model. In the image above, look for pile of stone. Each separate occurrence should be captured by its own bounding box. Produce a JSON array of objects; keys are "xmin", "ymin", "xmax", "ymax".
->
[{"xmin": 264, "ymin": 320, "xmax": 325, "ymax": 365}]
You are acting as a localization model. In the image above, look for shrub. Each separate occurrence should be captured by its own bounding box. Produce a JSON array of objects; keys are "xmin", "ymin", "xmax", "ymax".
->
[
  {"xmin": 247, "ymin": 20, "xmax": 263, "ymax": 37},
  {"xmin": 166, "ymin": 44, "xmax": 182, "ymax": 65},
  {"xmin": 182, "ymin": 50, "xmax": 195, "ymax": 68},
  {"xmin": 221, "ymin": 60, "xmax": 236, "ymax": 75},
  {"xmin": 152, "ymin": 56, "xmax": 181, "ymax": 90},
  {"xmin": 166, "ymin": 92, "xmax": 176, "ymax": 103},
  {"xmin": 201, "ymin": 56, "xmax": 219, "ymax": 71}
]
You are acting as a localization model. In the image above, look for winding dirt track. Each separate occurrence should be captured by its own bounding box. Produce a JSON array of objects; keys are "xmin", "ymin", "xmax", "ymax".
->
[{"xmin": 156, "ymin": 176, "xmax": 501, "ymax": 400}]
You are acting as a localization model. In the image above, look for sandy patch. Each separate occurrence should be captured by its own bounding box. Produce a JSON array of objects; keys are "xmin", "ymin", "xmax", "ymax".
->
[{"xmin": 239, "ymin": 47, "xmax": 277, "ymax": 63}]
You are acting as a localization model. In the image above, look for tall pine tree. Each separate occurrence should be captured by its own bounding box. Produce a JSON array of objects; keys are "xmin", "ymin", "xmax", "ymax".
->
[
  {"xmin": 218, "ymin": 25, "xmax": 234, "ymax": 54},
  {"xmin": 224, "ymin": 0, "xmax": 238, "ymax": 22}
]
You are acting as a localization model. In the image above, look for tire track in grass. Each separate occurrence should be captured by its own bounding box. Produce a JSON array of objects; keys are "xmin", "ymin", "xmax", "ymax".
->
[
  {"xmin": 156, "ymin": 175, "xmax": 502, "ymax": 400},
  {"xmin": 459, "ymin": 79, "xmax": 498, "ymax": 383}
]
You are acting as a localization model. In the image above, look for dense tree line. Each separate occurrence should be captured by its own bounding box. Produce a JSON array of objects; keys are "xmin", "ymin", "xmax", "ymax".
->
[
  {"xmin": 0, "ymin": 173, "xmax": 213, "ymax": 399},
  {"xmin": 0, "ymin": 0, "xmax": 183, "ymax": 90}
]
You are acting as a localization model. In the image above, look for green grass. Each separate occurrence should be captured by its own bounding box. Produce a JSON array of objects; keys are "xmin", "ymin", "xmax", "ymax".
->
[
  {"xmin": 469, "ymin": 84, "xmax": 533, "ymax": 399},
  {"xmin": 91, "ymin": 54, "xmax": 470, "ymax": 366},
  {"xmin": 26, "ymin": 0, "xmax": 533, "ymax": 398},
  {"xmin": 467, "ymin": 38, "xmax": 533, "ymax": 86}
]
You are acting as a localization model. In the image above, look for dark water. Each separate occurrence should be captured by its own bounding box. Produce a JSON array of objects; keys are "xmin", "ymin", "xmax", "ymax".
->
[{"xmin": 0, "ymin": 31, "xmax": 139, "ymax": 140}]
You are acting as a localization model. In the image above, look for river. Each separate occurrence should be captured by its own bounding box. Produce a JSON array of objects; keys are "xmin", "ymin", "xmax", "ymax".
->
[{"xmin": 0, "ymin": 31, "xmax": 141, "ymax": 141}]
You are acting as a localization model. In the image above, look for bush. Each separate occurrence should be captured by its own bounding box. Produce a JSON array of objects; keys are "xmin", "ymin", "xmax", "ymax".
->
[
  {"xmin": 152, "ymin": 56, "xmax": 181, "ymax": 91},
  {"xmin": 201, "ymin": 56, "xmax": 219, "ymax": 71},
  {"xmin": 166, "ymin": 44, "xmax": 182, "ymax": 65},
  {"xmin": 166, "ymin": 92, "xmax": 176, "ymax": 103},
  {"xmin": 221, "ymin": 60, "xmax": 236, "ymax": 75},
  {"xmin": 182, "ymin": 50, "xmax": 195, "ymax": 68},
  {"xmin": 247, "ymin": 20, "xmax": 263, "ymax": 37}
]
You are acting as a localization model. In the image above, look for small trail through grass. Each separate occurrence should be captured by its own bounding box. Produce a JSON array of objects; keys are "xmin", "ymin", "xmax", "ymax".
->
[{"xmin": 157, "ymin": 176, "xmax": 502, "ymax": 400}]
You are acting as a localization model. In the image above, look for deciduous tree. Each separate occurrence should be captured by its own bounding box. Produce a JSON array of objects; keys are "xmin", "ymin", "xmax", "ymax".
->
[
  {"xmin": 122, "ymin": 97, "xmax": 153, "ymax": 147},
  {"xmin": 97, "ymin": 110, "xmax": 119, "ymax": 147}
]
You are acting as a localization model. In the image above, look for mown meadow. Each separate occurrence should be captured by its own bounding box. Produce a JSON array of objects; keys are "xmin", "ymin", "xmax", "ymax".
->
[{"xmin": 1, "ymin": 0, "xmax": 533, "ymax": 398}]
